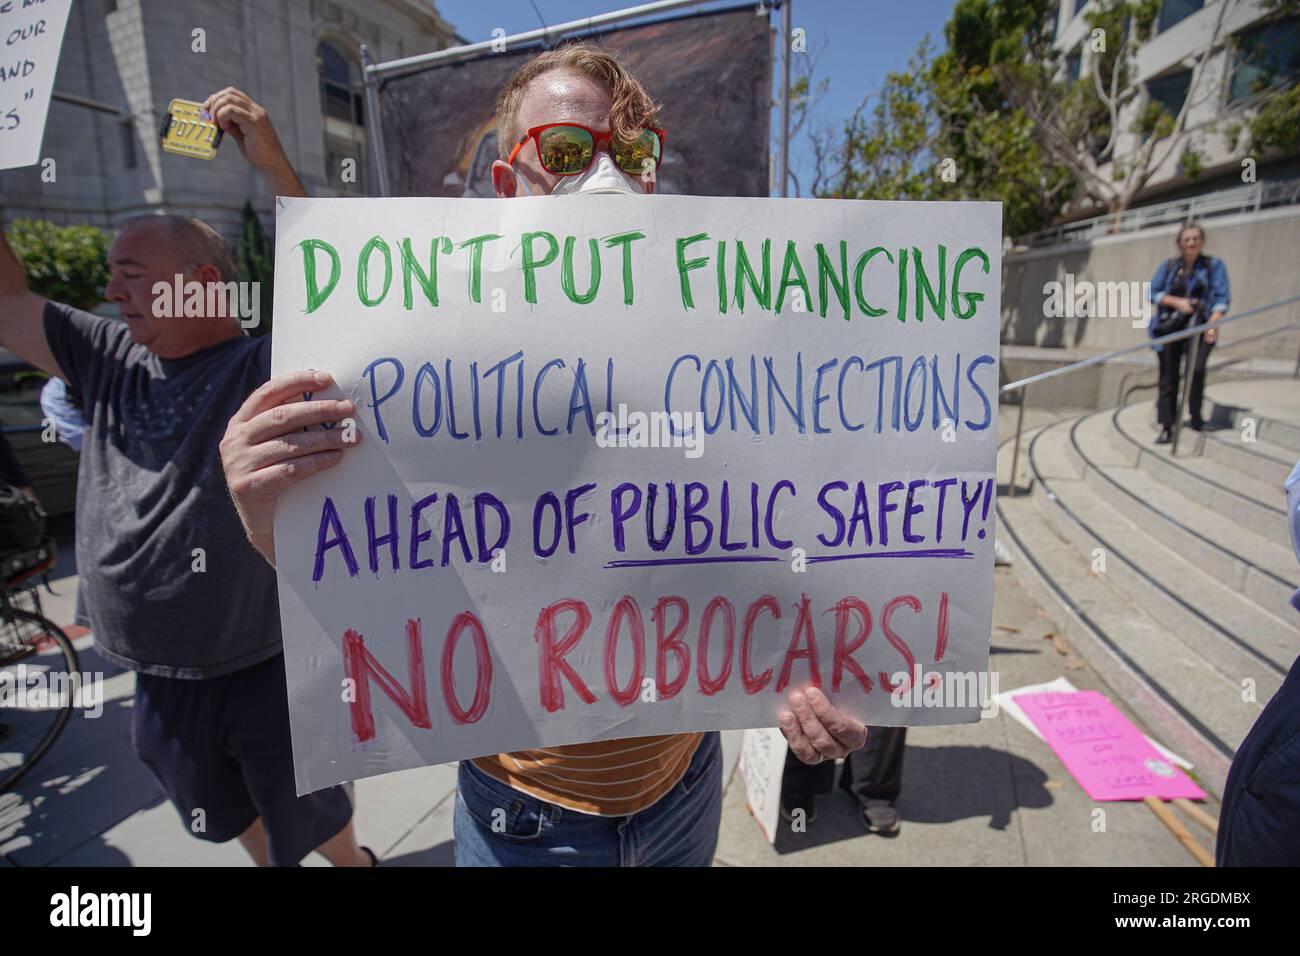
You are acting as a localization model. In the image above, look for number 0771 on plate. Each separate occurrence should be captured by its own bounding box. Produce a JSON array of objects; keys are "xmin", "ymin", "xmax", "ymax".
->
[{"xmin": 160, "ymin": 98, "xmax": 223, "ymax": 160}]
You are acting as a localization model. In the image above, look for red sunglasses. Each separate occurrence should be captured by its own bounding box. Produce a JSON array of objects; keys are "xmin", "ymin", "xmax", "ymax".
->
[{"xmin": 507, "ymin": 122, "xmax": 666, "ymax": 178}]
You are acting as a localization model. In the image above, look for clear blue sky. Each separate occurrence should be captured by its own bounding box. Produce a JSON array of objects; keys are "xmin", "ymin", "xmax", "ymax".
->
[{"xmin": 433, "ymin": 0, "xmax": 957, "ymax": 194}]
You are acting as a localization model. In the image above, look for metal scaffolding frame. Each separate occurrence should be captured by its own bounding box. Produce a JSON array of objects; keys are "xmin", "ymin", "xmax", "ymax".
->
[{"xmin": 358, "ymin": 0, "xmax": 792, "ymax": 197}]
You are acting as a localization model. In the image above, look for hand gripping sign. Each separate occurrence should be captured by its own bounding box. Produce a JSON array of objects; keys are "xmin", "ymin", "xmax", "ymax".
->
[{"xmin": 271, "ymin": 195, "xmax": 1002, "ymax": 794}]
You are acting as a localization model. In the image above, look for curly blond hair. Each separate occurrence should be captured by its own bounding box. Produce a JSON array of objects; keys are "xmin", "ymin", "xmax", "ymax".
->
[{"xmin": 495, "ymin": 43, "xmax": 661, "ymax": 159}]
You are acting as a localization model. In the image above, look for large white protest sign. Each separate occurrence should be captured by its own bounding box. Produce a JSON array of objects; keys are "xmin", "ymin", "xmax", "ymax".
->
[
  {"xmin": 271, "ymin": 195, "xmax": 1001, "ymax": 794},
  {"xmin": 0, "ymin": 0, "xmax": 73, "ymax": 171}
]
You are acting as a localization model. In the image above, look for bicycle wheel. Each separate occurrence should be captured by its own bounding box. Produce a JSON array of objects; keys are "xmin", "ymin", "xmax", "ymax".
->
[{"xmin": 0, "ymin": 607, "xmax": 81, "ymax": 794}]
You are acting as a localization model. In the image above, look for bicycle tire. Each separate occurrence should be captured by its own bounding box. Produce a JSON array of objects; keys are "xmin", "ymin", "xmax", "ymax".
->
[{"xmin": 0, "ymin": 607, "xmax": 80, "ymax": 794}]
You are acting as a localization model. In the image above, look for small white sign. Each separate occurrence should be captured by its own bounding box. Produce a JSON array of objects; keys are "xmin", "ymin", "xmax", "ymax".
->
[
  {"xmin": 738, "ymin": 727, "xmax": 787, "ymax": 843},
  {"xmin": 0, "ymin": 0, "xmax": 74, "ymax": 171}
]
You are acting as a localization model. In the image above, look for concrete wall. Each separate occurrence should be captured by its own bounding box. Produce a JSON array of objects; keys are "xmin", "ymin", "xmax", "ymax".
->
[{"xmin": 1001, "ymin": 205, "xmax": 1300, "ymax": 360}]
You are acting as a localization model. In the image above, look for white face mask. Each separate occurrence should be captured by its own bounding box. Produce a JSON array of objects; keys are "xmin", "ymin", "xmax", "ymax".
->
[{"xmin": 550, "ymin": 151, "xmax": 644, "ymax": 196}]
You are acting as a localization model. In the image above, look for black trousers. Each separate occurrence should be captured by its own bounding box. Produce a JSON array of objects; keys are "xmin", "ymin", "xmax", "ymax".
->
[
  {"xmin": 1156, "ymin": 333, "xmax": 1213, "ymax": 427},
  {"xmin": 782, "ymin": 726, "xmax": 908, "ymax": 804},
  {"xmin": 0, "ymin": 430, "xmax": 32, "ymax": 488}
]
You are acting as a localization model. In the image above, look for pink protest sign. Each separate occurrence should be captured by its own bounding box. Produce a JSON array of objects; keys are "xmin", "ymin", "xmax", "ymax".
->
[{"xmin": 1013, "ymin": 690, "xmax": 1205, "ymax": 801}]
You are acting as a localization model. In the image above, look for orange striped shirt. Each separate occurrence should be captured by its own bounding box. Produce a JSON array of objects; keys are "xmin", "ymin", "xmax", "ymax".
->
[{"xmin": 472, "ymin": 733, "xmax": 704, "ymax": 816}]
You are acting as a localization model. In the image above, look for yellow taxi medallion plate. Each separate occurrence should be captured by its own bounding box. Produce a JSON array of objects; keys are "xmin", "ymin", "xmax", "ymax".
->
[{"xmin": 160, "ymin": 98, "xmax": 223, "ymax": 160}]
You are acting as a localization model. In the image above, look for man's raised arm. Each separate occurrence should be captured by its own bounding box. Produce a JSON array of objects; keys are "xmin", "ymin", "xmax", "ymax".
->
[
  {"xmin": 203, "ymin": 87, "xmax": 308, "ymax": 199},
  {"xmin": 0, "ymin": 223, "xmax": 64, "ymax": 379}
]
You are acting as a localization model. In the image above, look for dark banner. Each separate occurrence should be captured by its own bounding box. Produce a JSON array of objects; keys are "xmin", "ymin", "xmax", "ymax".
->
[{"xmin": 378, "ymin": 5, "xmax": 772, "ymax": 198}]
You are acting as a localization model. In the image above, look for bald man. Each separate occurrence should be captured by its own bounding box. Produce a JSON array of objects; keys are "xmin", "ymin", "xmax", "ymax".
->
[{"xmin": 0, "ymin": 89, "xmax": 374, "ymax": 867}]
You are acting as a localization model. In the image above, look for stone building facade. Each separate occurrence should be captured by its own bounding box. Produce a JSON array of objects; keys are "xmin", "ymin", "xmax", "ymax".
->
[{"xmin": 0, "ymin": 0, "xmax": 458, "ymax": 243}]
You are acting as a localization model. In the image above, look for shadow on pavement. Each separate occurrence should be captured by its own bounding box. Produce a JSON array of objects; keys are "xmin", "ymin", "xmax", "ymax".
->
[
  {"xmin": 1, "ymin": 644, "xmax": 163, "ymax": 867},
  {"xmin": 381, "ymin": 840, "xmax": 455, "ymax": 867},
  {"xmin": 773, "ymin": 744, "xmax": 1054, "ymax": 854}
]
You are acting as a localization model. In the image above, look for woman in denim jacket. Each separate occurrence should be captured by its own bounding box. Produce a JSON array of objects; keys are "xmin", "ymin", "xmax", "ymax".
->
[{"xmin": 1148, "ymin": 222, "xmax": 1231, "ymax": 443}]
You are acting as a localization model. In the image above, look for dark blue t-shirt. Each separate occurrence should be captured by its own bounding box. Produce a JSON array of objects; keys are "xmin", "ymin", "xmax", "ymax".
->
[
  {"xmin": 1216, "ymin": 460, "xmax": 1300, "ymax": 866},
  {"xmin": 44, "ymin": 301, "xmax": 279, "ymax": 678},
  {"xmin": 1217, "ymin": 655, "xmax": 1300, "ymax": 866}
]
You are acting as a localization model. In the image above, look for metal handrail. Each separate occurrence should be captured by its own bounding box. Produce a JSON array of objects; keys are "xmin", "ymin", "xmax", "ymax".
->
[
  {"xmin": 1002, "ymin": 292, "xmax": 1300, "ymax": 494},
  {"xmin": 1013, "ymin": 179, "xmax": 1300, "ymax": 248},
  {"xmin": 1116, "ymin": 320, "xmax": 1300, "ymax": 410},
  {"xmin": 1001, "ymin": 294, "xmax": 1300, "ymax": 395}
]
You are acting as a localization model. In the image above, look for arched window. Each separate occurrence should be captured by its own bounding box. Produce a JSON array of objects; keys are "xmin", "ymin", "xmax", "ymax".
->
[{"xmin": 318, "ymin": 40, "xmax": 366, "ymax": 192}]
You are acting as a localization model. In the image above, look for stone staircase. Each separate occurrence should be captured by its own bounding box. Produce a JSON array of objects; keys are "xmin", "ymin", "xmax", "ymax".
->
[{"xmin": 997, "ymin": 377, "xmax": 1299, "ymax": 797}]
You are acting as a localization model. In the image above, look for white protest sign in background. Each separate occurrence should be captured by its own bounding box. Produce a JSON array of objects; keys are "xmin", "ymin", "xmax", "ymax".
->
[
  {"xmin": 0, "ymin": 0, "xmax": 73, "ymax": 171},
  {"xmin": 271, "ymin": 195, "xmax": 1002, "ymax": 794},
  {"xmin": 738, "ymin": 727, "xmax": 788, "ymax": 844}
]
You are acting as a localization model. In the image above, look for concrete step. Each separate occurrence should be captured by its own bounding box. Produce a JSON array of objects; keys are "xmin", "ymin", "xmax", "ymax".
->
[
  {"xmin": 1070, "ymin": 410, "xmax": 1299, "ymax": 615},
  {"xmin": 1110, "ymin": 402, "xmax": 1289, "ymax": 542},
  {"xmin": 1208, "ymin": 378, "xmax": 1300, "ymax": 453},
  {"xmin": 1195, "ymin": 428, "xmax": 1294, "ymax": 487},
  {"xmin": 1259, "ymin": 419, "xmax": 1300, "ymax": 454},
  {"xmin": 1029, "ymin": 420, "xmax": 1295, "ymax": 701},
  {"xmin": 996, "ymin": 377, "xmax": 1300, "ymax": 800},
  {"xmin": 996, "ymin": 478, "xmax": 1240, "ymax": 797},
  {"xmin": 1114, "ymin": 400, "xmax": 1290, "ymax": 508}
]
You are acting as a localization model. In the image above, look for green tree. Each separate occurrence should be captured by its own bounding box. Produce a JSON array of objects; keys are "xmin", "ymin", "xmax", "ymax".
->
[
  {"xmin": 1224, "ymin": 2, "xmax": 1300, "ymax": 155},
  {"xmin": 1244, "ymin": 84, "xmax": 1300, "ymax": 152},
  {"xmin": 809, "ymin": 4, "xmax": 1073, "ymax": 237},
  {"xmin": 5, "ymin": 219, "xmax": 110, "ymax": 311},
  {"xmin": 813, "ymin": 42, "xmax": 942, "ymax": 203},
  {"xmin": 929, "ymin": 0, "xmax": 1074, "ymax": 236},
  {"xmin": 236, "ymin": 201, "xmax": 274, "ymax": 338},
  {"xmin": 775, "ymin": 35, "xmax": 831, "ymax": 198}
]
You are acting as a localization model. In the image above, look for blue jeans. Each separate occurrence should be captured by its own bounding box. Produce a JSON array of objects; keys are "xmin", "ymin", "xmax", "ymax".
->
[{"xmin": 453, "ymin": 732, "xmax": 722, "ymax": 867}]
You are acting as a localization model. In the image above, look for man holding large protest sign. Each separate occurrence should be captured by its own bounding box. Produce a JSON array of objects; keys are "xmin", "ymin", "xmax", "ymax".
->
[
  {"xmin": 0, "ymin": 88, "xmax": 377, "ymax": 867},
  {"xmin": 222, "ymin": 43, "xmax": 1000, "ymax": 866}
]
